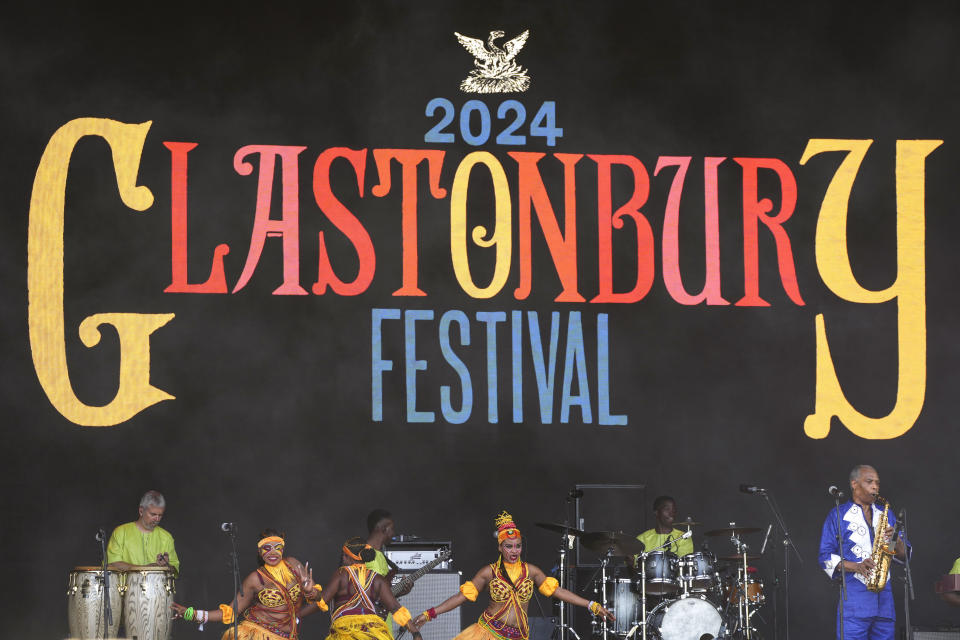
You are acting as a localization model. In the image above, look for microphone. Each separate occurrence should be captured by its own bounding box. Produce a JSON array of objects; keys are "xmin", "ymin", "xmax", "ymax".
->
[
  {"xmin": 739, "ymin": 484, "xmax": 766, "ymax": 494},
  {"xmin": 828, "ymin": 486, "xmax": 845, "ymax": 498},
  {"xmin": 95, "ymin": 528, "xmax": 106, "ymax": 542},
  {"xmin": 220, "ymin": 522, "xmax": 235, "ymax": 532},
  {"xmin": 760, "ymin": 524, "xmax": 773, "ymax": 555},
  {"xmin": 680, "ymin": 529, "xmax": 693, "ymax": 540}
]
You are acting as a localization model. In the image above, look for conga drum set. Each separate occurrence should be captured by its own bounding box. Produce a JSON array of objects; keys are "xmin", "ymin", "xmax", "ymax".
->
[
  {"xmin": 536, "ymin": 520, "xmax": 769, "ymax": 640},
  {"xmin": 67, "ymin": 566, "xmax": 175, "ymax": 640}
]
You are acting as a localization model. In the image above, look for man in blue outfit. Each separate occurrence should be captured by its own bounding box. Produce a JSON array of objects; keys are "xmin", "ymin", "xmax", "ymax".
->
[{"xmin": 819, "ymin": 465, "xmax": 910, "ymax": 640}]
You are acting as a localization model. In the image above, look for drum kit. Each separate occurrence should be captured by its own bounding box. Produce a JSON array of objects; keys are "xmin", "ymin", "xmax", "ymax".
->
[
  {"xmin": 537, "ymin": 520, "xmax": 769, "ymax": 640},
  {"xmin": 67, "ymin": 566, "xmax": 175, "ymax": 640}
]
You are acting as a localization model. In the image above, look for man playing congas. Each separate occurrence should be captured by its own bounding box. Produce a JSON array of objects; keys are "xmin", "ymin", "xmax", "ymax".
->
[{"xmin": 107, "ymin": 490, "xmax": 180, "ymax": 577}]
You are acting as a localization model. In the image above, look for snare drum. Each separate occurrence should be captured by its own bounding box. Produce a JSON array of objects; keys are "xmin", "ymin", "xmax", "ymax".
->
[
  {"xmin": 604, "ymin": 578, "xmax": 639, "ymax": 636},
  {"xmin": 642, "ymin": 551, "xmax": 679, "ymax": 595},
  {"xmin": 678, "ymin": 551, "xmax": 716, "ymax": 591},
  {"xmin": 123, "ymin": 567, "xmax": 176, "ymax": 640},
  {"xmin": 66, "ymin": 566, "xmax": 124, "ymax": 640}
]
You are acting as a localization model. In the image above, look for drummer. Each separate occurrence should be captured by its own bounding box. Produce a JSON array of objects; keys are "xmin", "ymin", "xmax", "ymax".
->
[
  {"xmin": 634, "ymin": 496, "xmax": 693, "ymax": 559},
  {"xmin": 106, "ymin": 490, "xmax": 180, "ymax": 577}
]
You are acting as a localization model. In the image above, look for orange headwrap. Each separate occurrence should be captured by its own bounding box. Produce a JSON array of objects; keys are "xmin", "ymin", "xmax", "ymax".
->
[{"xmin": 495, "ymin": 511, "xmax": 522, "ymax": 543}]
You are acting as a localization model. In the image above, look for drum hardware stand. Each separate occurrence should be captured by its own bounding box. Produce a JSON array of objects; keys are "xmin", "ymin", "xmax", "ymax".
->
[
  {"xmin": 95, "ymin": 527, "xmax": 114, "ymax": 638},
  {"xmin": 549, "ymin": 522, "xmax": 581, "ymax": 640},
  {"xmin": 632, "ymin": 533, "xmax": 689, "ymax": 640}
]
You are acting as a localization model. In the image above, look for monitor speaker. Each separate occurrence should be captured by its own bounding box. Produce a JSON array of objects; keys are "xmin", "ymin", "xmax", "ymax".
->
[{"xmin": 391, "ymin": 571, "xmax": 462, "ymax": 640}]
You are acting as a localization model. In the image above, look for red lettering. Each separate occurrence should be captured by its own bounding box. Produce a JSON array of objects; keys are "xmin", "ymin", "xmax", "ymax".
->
[
  {"xmin": 509, "ymin": 152, "xmax": 584, "ymax": 302},
  {"xmin": 162, "ymin": 142, "xmax": 229, "ymax": 293},
  {"xmin": 734, "ymin": 158, "xmax": 805, "ymax": 306},
  {"xmin": 589, "ymin": 154, "xmax": 654, "ymax": 303},
  {"xmin": 656, "ymin": 156, "xmax": 729, "ymax": 305},
  {"xmin": 232, "ymin": 145, "xmax": 308, "ymax": 295},
  {"xmin": 371, "ymin": 149, "xmax": 447, "ymax": 297},
  {"xmin": 312, "ymin": 148, "xmax": 375, "ymax": 296}
]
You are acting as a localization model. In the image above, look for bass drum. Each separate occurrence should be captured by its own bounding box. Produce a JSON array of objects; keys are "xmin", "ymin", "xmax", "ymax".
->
[
  {"xmin": 123, "ymin": 567, "xmax": 176, "ymax": 640},
  {"xmin": 66, "ymin": 566, "xmax": 124, "ymax": 640},
  {"xmin": 646, "ymin": 595, "xmax": 725, "ymax": 640}
]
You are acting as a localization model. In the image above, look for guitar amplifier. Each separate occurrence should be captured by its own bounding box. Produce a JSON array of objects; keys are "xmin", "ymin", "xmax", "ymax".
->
[
  {"xmin": 391, "ymin": 571, "xmax": 462, "ymax": 640},
  {"xmin": 385, "ymin": 541, "xmax": 452, "ymax": 571}
]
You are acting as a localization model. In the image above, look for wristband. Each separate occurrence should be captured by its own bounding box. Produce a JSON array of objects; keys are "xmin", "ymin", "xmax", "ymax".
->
[
  {"xmin": 184, "ymin": 607, "xmax": 195, "ymax": 622},
  {"xmin": 588, "ymin": 601, "xmax": 601, "ymax": 616}
]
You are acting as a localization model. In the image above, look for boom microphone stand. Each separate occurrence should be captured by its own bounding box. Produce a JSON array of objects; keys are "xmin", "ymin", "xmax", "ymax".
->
[
  {"xmin": 223, "ymin": 523, "xmax": 242, "ymax": 640},
  {"xmin": 755, "ymin": 489, "xmax": 802, "ymax": 640},
  {"xmin": 832, "ymin": 490, "xmax": 847, "ymax": 640},
  {"xmin": 898, "ymin": 509, "xmax": 914, "ymax": 640}
]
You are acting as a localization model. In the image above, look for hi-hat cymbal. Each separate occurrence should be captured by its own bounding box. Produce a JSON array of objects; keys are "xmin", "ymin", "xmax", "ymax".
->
[
  {"xmin": 704, "ymin": 526, "xmax": 761, "ymax": 537},
  {"xmin": 535, "ymin": 521, "xmax": 585, "ymax": 536},
  {"xmin": 580, "ymin": 531, "xmax": 646, "ymax": 556}
]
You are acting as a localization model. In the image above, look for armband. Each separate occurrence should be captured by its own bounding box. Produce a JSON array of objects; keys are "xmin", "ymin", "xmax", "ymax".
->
[
  {"xmin": 219, "ymin": 604, "xmax": 235, "ymax": 624},
  {"xmin": 317, "ymin": 598, "xmax": 329, "ymax": 612},
  {"xmin": 393, "ymin": 606, "xmax": 412, "ymax": 626},
  {"xmin": 538, "ymin": 577, "xmax": 558, "ymax": 597},
  {"xmin": 460, "ymin": 581, "xmax": 479, "ymax": 602}
]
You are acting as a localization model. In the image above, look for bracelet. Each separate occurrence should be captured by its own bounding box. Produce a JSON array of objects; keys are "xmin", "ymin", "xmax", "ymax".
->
[
  {"xmin": 184, "ymin": 607, "xmax": 195, "ymax": 622},
  {"xmin": 422, "ymin": 607, "xmax": 437, "ymax": 621}
]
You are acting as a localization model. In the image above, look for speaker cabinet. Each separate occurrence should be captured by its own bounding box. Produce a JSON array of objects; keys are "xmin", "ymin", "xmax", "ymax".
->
[
  {"xmin": 391, "ymin": 571, "xmax": 462, "ymax": 640},
  {"xmin": 912, "ymin": 630, "xmax": 960, "ymax": 640}
]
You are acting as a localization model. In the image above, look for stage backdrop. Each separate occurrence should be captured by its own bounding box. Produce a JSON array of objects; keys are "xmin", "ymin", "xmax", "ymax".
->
[{"xmin": 2, "ymin": 3, "xmax": 958, "ymax": 638}]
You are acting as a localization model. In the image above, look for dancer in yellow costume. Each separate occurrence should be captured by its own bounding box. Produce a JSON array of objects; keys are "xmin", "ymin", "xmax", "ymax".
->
[
  {"xmin": 172, "ymin": 529, "xmax": 321, "ymax": 640},
  {"xmin": 414, "ymin": 512, "xmax": 614, "ymax": 640},
  {"xmin": 316, "ymin": 537, "xmax": 417, "ymax": 640}
]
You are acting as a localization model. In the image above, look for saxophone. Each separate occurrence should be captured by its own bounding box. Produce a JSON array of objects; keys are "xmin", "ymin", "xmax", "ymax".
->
[{"xmin": 865, "ymin": 496, "xmax": 895, "ymax": 592}]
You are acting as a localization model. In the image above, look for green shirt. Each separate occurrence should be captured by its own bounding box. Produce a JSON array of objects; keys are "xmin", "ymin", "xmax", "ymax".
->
[
  {"xmin": 950, "ymin": 558, "xmax": 960, "ymax": 575},
  {"xmin": 106, "ymin": 522, "xmax": 180, "ymax": 576},
  {"xmin": 366, "ymin": 549, "xmax": 395, "ymax": 637},
  {"xmin": 636, "ymin": 528, "xmax": 694, "ymax": 557}
]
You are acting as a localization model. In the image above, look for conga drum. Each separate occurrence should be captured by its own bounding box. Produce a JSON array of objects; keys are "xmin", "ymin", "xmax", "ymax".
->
[
  {"xmin": 123, "ymin": 566, "xmax": 175, "ymax": 640},
  {"xmin": 67, "ymin": 566, "xmax": 124, "ymax": 639}
]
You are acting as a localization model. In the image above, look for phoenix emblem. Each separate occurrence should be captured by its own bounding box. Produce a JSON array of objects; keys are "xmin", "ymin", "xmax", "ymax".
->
[{"xmin": 453, "ymin": 29, "xmax": 531, "ymax": 93}]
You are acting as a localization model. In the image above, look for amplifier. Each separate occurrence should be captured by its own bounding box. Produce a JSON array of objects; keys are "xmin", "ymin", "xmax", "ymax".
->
[
  {"xmin": 391, "ymin": 571, "xmax": 462, "ymax": 640},
  {"xmin": 385, "ymin": 541, "xmax": 452, "ymax": 571}
]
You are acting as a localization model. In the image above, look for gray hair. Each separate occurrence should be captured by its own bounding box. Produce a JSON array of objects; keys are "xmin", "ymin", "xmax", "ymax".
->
[
  {"xmin": 849, "ymin": 465, "xmax": 875, "ymax": 483},
  {"xmin": 139, "ymin": 490, "xmax": 166, "ymax": 509}
]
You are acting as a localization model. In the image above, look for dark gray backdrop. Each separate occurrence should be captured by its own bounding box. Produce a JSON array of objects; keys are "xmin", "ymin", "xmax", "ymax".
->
[{"xmin": 2, "ymin": 2, "xmax": 958, "ymax": 638}]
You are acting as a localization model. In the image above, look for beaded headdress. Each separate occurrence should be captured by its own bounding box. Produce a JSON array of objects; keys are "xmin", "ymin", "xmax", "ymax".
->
[{"xmin": 495, "ymin": 510, "xmax": 522, "ymax": 543}]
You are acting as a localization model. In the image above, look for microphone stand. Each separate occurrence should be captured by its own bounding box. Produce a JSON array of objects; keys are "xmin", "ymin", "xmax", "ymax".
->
[
  {"xmin": 832, "ymin": 493, "xmax": 846, "ymax": 640},
  {"xmin": 97, "ymin": 528, "xmax": 113, "ymax": 639},
  {"xmin": 225, "ymin": 525, "xmax": 242, "ymax": 640},
  {"xmin": 899, "ymin": 509, "xmax": 914, "ymax": 640},
  {"xmin": 758, "ymin": 490, "xmax": 802, "ymax": 640}
]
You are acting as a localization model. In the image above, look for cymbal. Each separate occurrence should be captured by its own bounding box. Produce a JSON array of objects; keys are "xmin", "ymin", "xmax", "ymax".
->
[
  {"xmin": 535, "ymin": 521, "xmax": 585, "ymax": 536},
  {"xmin": 704, "ymin": 526, "xmax": 761, "ymax": 537},
  {"xmin": 580, "ymin": 531, "xmax": 646, "ymax": 556},
  {"xmin": 717, "ymin": 554, "xmax": 762, "ymax": 562},
  {"xmin": 675, "ymin": 518, "xmax": 702, "ymax": 527}
]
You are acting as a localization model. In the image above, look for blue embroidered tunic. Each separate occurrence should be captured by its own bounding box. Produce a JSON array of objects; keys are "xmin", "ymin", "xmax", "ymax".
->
[{"xmin": 818, "ymin": 501, "xmax": 911, "ymax": 620}]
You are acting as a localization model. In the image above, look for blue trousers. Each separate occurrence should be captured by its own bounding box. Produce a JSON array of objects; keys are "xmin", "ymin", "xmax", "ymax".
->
[{"xmin": 837, "ymin": 613, "xmax": 894, "ymax": 640}]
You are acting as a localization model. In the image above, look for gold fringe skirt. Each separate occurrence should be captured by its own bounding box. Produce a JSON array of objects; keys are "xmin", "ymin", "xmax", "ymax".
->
[
  {"xmin": 325, "ymin": 614, "xmax": 395, "ymax": 640},
  {"xmin": 220, "ymin": 620, "xmax": 295, "ymax": 640},
  {"xmin": 453, "ymin": 621, "xmax": 525, "ymax": 640}
]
